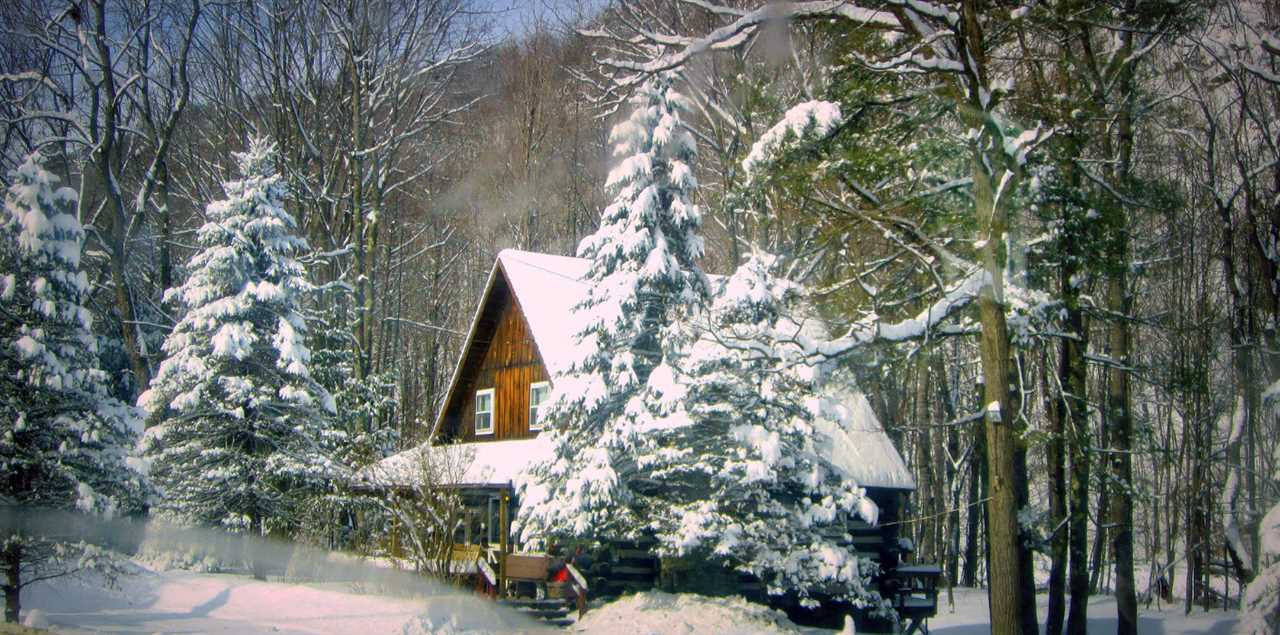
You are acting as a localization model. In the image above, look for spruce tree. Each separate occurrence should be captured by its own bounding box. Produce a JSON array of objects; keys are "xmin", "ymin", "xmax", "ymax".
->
[
  {"xmin": 516, "ymin": 71, "xmax": 709, "ymax": 543},
  {"xmin": 640, "ymin": 253, "xmax": 889, "ymax": 611},
  {"xmin": 140, "ymin": 139, "xmax": 334, "ymax": 547},
  {"xmin": 0, "ymin": 152, "xmax": 146, "ymax": 622}
]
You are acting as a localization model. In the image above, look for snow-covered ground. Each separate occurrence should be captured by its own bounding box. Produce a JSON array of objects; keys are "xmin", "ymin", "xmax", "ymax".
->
[
  {"xmin": 23, "ymin": 564, "xmax": 1239, "ymax": 634},
  {"xmin": 23, "ymin": 563, "xmax": 550, "ymax": 634},
  {"xmin": 572, "ymin": 592, "xmax": 824, "ymax": 634},
  {"xmin": 929, "ymin": 586, "xmax": 1238, "ymax": 635}
]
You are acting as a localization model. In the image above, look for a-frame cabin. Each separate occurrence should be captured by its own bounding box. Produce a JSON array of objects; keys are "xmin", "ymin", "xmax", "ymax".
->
[
  {"xmin": 362, "ymin": 249, "xmax": 933, "ymax": 630},
  {"xmin": 430, "ymin": 251, "xmax": 589, "ymax": 444}
]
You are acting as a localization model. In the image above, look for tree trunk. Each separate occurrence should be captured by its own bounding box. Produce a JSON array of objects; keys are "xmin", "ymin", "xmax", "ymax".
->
[
  {"xmin": 110, "ymin": 232, "xmax": 151, "ymax": 393},
  {"xmin": 959, "ymin": 0, "xmax": 1025, "ymax": 625},
  {"xmin": 249, "ymin": 512, "xmax": 266, "ymax": 581},
  {"xmin": 1015, "ymin": 430, "xmax": 1039, "ymax": 635},
  {"xmin": 1046, "ymin": 346, "xmax": 1068, "ymax": 635},
  {"xmin": 1049, "ymin": 124, "xmax": 1090, "ymax": 635},
  {"xmin": 1089, "ymin": 485, "xmax": 1109, "ymax": 593},
  {"xmin": 3, "ymin": 542, "xmax": 20, "ymax": 624},
  {"xmin": 1105, "ymin": 17, "xmax": 1138, "ymax": 631},
  {"xmin": 1219, "ymin": 169, "xmax": 1259, "ymax": 587},
  {"xmin": 348, "ymin": 3, "xmax": 371, "ymax": 384},
  {"xmin": 936, "ymin": 352, "xmax": 963, "ymax": 588},
  {"xmin": 974, "ymin": 142, "xmax": 1023, "ymax": 635},
  {"xmin": 1065, "ymin": 298, "xmax": 1090, "ymax": 634},
  {"xmin": 157, "ymin": 159, "xmax": 173, "ymax": 291},
  {"xmin": 962, "ymin": 427, "xmax": 985, "ymax": 588},
  {"xmin": 1105, "ymin": 264, "xmax": 1137, "ymax": 633},
  {"xmin": 95, "ymin": 103, "xmax": 152, "ymax": 396}
]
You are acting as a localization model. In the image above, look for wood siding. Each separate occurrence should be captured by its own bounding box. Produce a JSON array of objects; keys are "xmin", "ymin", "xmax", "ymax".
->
[{"xmin": 444, "ymin": 273, "xmax": 549, "ymax": 442}]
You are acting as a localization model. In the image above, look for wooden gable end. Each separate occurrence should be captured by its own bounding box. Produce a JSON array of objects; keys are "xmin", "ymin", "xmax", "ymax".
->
[{"xmin": 435, "ymin": 265, "xmax": 550, "ymax": 443}]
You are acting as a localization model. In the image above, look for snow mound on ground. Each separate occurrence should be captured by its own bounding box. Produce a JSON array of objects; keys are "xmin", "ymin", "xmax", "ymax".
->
[
  {"xmin": 573, "ymin": 592, "xmax": 804, "ymax": 634},
  {"xmin": 22, "ymin": 608, "xmax": 50, "ymax": 629},
  {"xmin": 399, "ymin": 595, "xmax": 553, "ymax": 634}
]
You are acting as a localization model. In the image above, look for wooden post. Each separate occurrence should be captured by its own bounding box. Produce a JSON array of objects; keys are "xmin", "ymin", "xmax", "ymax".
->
[{"xmin": 498, "ymin": 490, "xmax": 510, "ymax": 597}]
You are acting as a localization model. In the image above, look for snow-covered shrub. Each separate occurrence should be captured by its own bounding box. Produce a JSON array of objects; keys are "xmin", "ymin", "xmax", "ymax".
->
[
  {"xmin": 140, "ymin": 139, "xmax": 335, "ymax": 557},
  {"xmin": 379, "ymin": 443, "xmax": 475, "ymax": 579}
]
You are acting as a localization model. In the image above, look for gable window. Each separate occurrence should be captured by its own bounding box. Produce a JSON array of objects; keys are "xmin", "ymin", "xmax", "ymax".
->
[
  {"xmin": 475, "ymin": 388, "xmax": 494, "ymax": 435},
  {"xmin": 529, "ymin": 381, "xmax": 551, "ymax": 430}
]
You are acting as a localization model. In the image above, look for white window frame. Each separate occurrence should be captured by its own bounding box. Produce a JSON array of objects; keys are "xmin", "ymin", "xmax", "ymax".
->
[
  {"xmin": 474, "ymin": 388, "xmax": 495, "ymax": 436},
  {"xmin": 528, "ymin": 381, "xmax": 551, "ymax": 430}
]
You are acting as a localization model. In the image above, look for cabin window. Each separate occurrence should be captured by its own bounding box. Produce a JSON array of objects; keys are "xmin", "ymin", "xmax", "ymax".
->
[
  {"xmin": 487, "ymin": 497, "xmax": 501, "ymax": 545},
  {"xmin": 528, "ymin": 381, "xmax": 550, "ymax": 430},
  {"xmin": 475, "ymin": 388, "xmax": 494, "ymax": 435}
]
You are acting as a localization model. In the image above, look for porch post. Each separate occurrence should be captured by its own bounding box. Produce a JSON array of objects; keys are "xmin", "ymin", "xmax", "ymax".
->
[{"xmin": 498, "ymin": 489, "xmax": 510, "ymax": 596}]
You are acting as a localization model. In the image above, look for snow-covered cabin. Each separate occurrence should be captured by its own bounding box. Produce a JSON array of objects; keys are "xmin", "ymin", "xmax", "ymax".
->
[{"xmin": 361, "ymin": 249, "xmax": 915, "ymax": 568}]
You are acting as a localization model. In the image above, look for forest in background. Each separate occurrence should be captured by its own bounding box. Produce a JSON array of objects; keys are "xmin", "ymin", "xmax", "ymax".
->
[{"xmin": 2, "ymin": 0, "xmax": 1279, "ymax": 633}]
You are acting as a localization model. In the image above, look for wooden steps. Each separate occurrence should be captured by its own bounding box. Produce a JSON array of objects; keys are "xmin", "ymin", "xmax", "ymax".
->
[{"xmin": 498, "ymin": 597, "xmax": 575, "ymax": 627}]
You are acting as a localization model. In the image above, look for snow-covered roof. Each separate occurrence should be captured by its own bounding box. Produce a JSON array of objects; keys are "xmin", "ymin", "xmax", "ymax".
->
[
  {"xmin": 814, "ymin": 390, "xmax": 915, "ymax": 490},
  {"xmin": 358, "ymin": 437, "xmax": 555, "ymax": 489},
  {"xmin": 372, "ymin": 398, "xmax": 912, "ymax": 491},
  {"xmin": 495, "ymin": 250, "xmax": 591, "ymax": 375}
]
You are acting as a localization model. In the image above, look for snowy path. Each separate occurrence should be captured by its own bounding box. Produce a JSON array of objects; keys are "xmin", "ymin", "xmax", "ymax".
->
[{"xmin": 24, "ymin": 566, "xmax": 1240, "ymax": 634}]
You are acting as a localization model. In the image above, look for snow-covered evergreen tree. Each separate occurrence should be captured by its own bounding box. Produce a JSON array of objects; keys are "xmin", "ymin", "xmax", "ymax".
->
[
  {"xmin": 140, "ymin": 138, "xmax": 334, "ymax": 545},
  {"xmin": 639, "ymin": 252, "xmax": 889, "ymax": 611},
  {"xmin": 516, "ymin": 71, "xmax": 709, "ymax": 543},
  {"xmin": 0, "ymin": 151, "xmax": 146, "ymax": 622}
]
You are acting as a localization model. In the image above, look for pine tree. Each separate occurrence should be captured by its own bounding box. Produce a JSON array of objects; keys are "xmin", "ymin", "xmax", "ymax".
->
[
  {"xmin": 516, "ymin": 71, "xmax": 709, "ymax": 544},
  {"xmin": 0, "ymin": 152, "xmax": 146, "ymax": 623},
  {"xmin": 639, "ymin": 253, "xmax": 890, "ymax": 611},
  {"xmin": 140, "ymin": 139, "xmax": 334, "ymax": 552}
]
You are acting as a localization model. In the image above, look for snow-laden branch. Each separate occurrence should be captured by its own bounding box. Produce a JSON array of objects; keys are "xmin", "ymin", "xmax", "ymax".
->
[
  {"xmin": 742, "ymin": 100, "xmax": 842, "ymax": 180},
  {"xmin": 820, "ymin": 268, "xmax": 987, "ymax": 357},
  {"xmin": 583, "ymin": 1, "xmax": 899, "ymax": 89}
]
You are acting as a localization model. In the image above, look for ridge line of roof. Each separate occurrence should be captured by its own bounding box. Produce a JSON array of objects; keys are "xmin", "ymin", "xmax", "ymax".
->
[{"xmin": 498, "ymin": 249, "xmax": 591, "ymax": 287}]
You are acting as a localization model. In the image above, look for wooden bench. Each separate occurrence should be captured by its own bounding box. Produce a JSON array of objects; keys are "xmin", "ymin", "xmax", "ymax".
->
[{"xmin": 504, "ymin": 553, "xmax": 551, "ymax": 582}]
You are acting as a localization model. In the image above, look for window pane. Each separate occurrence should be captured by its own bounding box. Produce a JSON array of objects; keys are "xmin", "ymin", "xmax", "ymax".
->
[
  {"xmin": 475, "ymin": 389, "xmax": 493, "ymax": 433},
  {"xmin": 529, "ymin": 383, "xmax": 549, "ymax": 428},
  {"xmin": 488, "ymin": 498, "xmax": 500, "ymax": 544}
]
